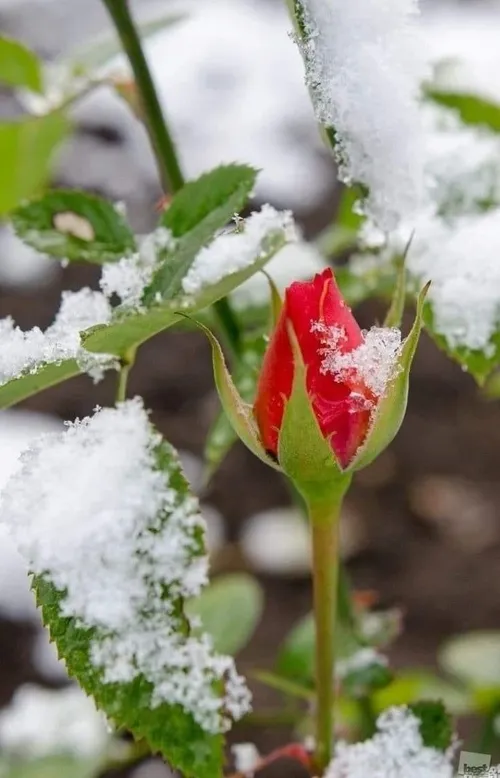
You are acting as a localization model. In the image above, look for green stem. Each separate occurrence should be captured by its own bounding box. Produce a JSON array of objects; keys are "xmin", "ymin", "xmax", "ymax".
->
[
  {"xmin": 212, "ymin": 296, "xmax": 242, "ymax": 355},
  {"xmin": 101, "ymin": 0, "xmax": 184, "ymax": 194},
  {"xmin": 308, "ymin": 495, "xmax": 344, "ymax": 774},
  {"xmin": 102, "ymin": 0, "xmax": 243, "ymax": 357},
  {"xmin": 357, "ymin": 695, "xmax": 376, "ymax": 741},
  {"xmin": 116, "ymin": 347, "xmax": 136, "ymax": 404}
]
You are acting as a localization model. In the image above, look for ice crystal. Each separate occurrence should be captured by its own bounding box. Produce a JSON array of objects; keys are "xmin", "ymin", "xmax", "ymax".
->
[
  {"xmin": 313, "ymin": 322, "xmax": 402, "ymax": 397},
  {"xmin": 0, "ymin": 399, "xmax": 250, "ymax": 733}
]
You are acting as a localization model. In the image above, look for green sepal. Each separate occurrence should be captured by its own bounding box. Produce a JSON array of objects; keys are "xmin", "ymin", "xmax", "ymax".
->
[
  {"xmin": 383, "ymin": 236, "xmax": 412, "ymax": 328},
  {"xmin": 277, "ymin": 322, "xmax": 350, "ymax": 507},
  {"xmin": 262, "ymin": 270, "xmax": 283, "ymax": 328},
  {"xmin": 347, "ymin": 282, "xmax": 429, "ymax": 473},
  {"xmin": 185, "ymin": 316, "xmax": 280, "ymax": 472}
]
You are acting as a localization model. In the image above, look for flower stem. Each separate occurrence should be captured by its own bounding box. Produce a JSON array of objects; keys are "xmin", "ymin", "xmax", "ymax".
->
[
  {"xmin": 101, "ymin": 0, "xmax": 184, "ymax": 195},
  {"xmin": 116, "ymin": 347, "xmax": 136, "ymax": 404},
  {"xmin": 308, "ymin": 489, "xmax": 348, "ymax": 774}
]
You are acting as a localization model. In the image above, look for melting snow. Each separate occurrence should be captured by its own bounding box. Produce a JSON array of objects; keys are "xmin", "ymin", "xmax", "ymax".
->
[
  {"xmin": 0, "ymin": 399, "xmax": 250, "ymax": 733},
  {"xmin": 292, "ymin": 0, "xmax": 425, "ymax": 230}
]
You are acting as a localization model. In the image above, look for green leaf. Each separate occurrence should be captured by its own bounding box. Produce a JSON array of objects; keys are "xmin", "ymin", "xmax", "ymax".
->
[
  {"xmin": 145, "ymin": 164, "xmax": 258, "ymax": 301},
  {"xmin": 341, "ymin": 662, "xmax": 393, "ymax": 699},
  {"xmin": 408, "ymin": 700, "xmax": 453, "ymax": 752},
  {"xmin": 0, "ymin": 36, "xmax": 43, "ymax": 93},
  {"xmin": 186, "ymin": 318, "xmax": 279, "ymax": 472},
  {"xmin": 0, "ymin": 755, "xmax": 101, "ymax": 778},
  {"xmin": 424, "ymin": 303, "xmax": 500, "ymax": 386},
  {"xmin": 83, "ymin": 233, "xmax": 288, "ymax": 359},
  {"xmin": 33, "ymin": 439, "xmax": 225, "ymax": 778},
  {"xmin": 12, "ymin": 190, "xmax": 136, "ymax": 263},
  {"xmin": 276, "ymin": 612, "xmax": 360, "ymax": 686},
  {"xmin": 204, "ymin": 333, "xmax": 267, "ymax": 478},
  {"xmin": 425, "ymin": 86, "xmax": 500, "ymax": 133},
  {"xmin": 383, "ymin": 239, "xmax": 412, "ymax": 328},
  {"xmin": 439, "ymin": 631, "xmax": 500, "ymax": 689},
  {"xmin": 0, "ymin": 113, "xmax": 70, "ymax": 216},
  {"xmin": 374, "ymin": 670, "xmax": 471, "ymax": 716},
  {"xmin": 0, "ymin": 360, "xmax": 81, "ymax": 411},
  {"xmin": 253, "ymin": 670, "xmax": 314, "ymax": 700},
  {"xmin": 187, "ymin": 574, "xmax": 263, "ymax": 655}
]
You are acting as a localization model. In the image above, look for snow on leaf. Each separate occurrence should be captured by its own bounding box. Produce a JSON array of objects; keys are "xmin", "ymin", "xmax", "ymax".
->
[
  {"xmin": 0, "ymin": 400, "xmax": 250, "ymax": 777},
  {"xmin": 326, "ymin": 706, "xmax": 454, "ymax": 778},
  {"xmin": 292, "ymin": 0, "xmax": 426, "ymax": 230},
  {"xmin": 0, "ymin": 288, "xmax": 115, "ymax": 389},
  {"xmin": 181, "ymin": 205, "xmax": 297, "ymax": 296}
]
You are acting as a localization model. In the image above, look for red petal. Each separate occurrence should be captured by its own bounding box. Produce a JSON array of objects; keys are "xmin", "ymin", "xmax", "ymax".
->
[{"xmin": 254, "ymin": 268, "xmax": 375, "ymax": 467}]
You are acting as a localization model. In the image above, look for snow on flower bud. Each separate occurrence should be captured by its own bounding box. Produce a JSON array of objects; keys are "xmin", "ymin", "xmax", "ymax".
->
[{"xmin": 253, "ymin": 268, "xmax": 426, "ymax": 476}]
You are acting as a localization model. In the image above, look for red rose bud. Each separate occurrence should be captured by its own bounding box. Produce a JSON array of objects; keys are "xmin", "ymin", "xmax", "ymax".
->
[{"xmin": 253, "ymin": 268, "xmax": 427, "ymax": 475}]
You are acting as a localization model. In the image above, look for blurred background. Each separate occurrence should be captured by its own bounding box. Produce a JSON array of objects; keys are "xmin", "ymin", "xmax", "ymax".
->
[{"xmin": 2, "ymin": 0, "xmax": 500, "ymax": 774}]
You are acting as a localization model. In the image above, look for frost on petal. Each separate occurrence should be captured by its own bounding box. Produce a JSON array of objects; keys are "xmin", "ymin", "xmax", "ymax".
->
[
  {"xmin": 0, "ymin": 685, "xmax": 109, "ymax": 760},
  {"xmin": 100, "ymin": 228, "xmax": 175, "ymax": 309},
  {"xmin": 313, "ymin": 322, "xmax": 403, "ymax": 398},
  {"xmin": 293, "ymin": 0, "xmax": 426, "ymax": 230},
  {"xmin": 0, "ymin": 288, "xmax": 116, "ymax": 386},
  {"xmin": 181, "ymin": 205, "xmax": 297, "ymax": 296},
  {"xmin": 326, "ymin": 706, "xmax": 454, "ymax": 778},
  {"xmin": 0, "ymin": 400, "xmax": 251, "ymax": 734}
]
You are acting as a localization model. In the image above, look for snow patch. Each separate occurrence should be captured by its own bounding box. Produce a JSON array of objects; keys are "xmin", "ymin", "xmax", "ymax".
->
[
  {"xmin": 293, "ymin": 0, "xmax": 426, "ymax": 229},
  {"xmin": 313, "ymin": 322, "xmax": 402, "ymax": 398},
  {"xmin": 326, "ymin": 706, "xmax": 454, "ymax": 778},
  {"xmin": 336, "ymin": 648, "xmax": 388, "ymax": 681},
  {"xmin": 181, "ymin": 206, "xmax": 297, "ymax": 296},
  {"xmin": 0, "ymin": 399, "xmax": 250, "ymax": 733},
  {"xmin": 0, "ymin": 288, "xmax": 115, "ymax": 387},
  {"xmin": 100, "ymin": 228, "xmax": 175, "ymax": 308},
  {"xmin": 0, "ymin": 685, "xmax": 109, "ymax": 760}
]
